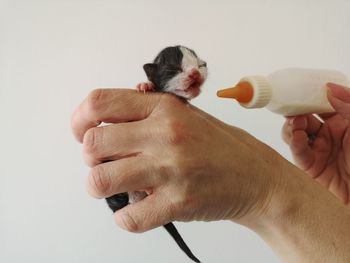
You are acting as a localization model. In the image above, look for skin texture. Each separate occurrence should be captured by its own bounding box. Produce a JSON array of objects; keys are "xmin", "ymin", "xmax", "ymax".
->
[
  {"xmin": 71, "ymin": 83, "xmax": 350, "ymax": 262},
  {"xmin": 72, "ymin": 89, "xmax": 281, "ymax": 227},
  {"xmin": 282, "ymin": 83, "xmax": 350, "ymax": 205},
  {"xmin": 131, "ymin": 45, "xmax": 207, "ymax": 263}
]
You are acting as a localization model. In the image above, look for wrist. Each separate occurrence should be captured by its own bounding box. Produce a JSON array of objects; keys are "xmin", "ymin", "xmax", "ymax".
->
[
  {"xmin": 232, "ymin": 152, "xmax": 293, "ymax": 228},
  {"xmin": 237, "ymin": 159, "xmax": 350, "ymax": 262}
]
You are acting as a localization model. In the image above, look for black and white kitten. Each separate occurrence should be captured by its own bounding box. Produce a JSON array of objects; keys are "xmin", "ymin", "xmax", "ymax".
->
[
  {"xmin": 137, "ymin": 45, "xmax": 207, "ymax": 99},
  {"xmin": 106, "ymin": 45, "xmax": 208, "ymax": 263}
]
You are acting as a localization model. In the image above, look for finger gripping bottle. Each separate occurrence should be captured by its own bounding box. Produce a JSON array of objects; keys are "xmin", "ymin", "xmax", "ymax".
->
[{"xmin": 217, "ymin": 68, "xmax": 349, "ymax": 116}]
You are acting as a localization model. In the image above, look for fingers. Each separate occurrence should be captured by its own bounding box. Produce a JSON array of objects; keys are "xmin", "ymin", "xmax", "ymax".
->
[
  {"xmin": 71, "ymin": 88, "xmax": 162, "ymax": 143},
  {"xmin": 282, "ymin": 115, "xmax": 323, "ymax": 145},
  {"xmin": 282, "ymin": 116, "xmax": 319, "ymax": 169},
  {"xmin": 114, "ymin": 193, "xmax": 173, "ymax": 233},
  {"xmin": 288, "ymin": 130, "xmax": 315, "ymax": 169},
  {"xmin": 82, "ymin": 121, "xmax": 150, "ymax": 167},
  {"xmin": 327, "ymin": 82, "xmax": 350, "ymax": 121},
  {"xmin": 87, "ymin": 157, "xmax": 159, "ymax": 199}
]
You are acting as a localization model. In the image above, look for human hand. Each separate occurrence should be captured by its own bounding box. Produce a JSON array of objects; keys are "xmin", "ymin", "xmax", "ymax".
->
[
  {"xmin": 282, "ymin": 83, "xmax": 350, "ymax": 205},
  {"xmin": 71, "ymin": 89, "xmax": 285, "ymax": 232}
]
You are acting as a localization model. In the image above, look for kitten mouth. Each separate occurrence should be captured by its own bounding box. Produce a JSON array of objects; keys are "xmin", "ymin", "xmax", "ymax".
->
[
  {"xmin": 182, "ymin": 80, "xmax": 203, "ymax": 98},
  {"xmin": 176, "ymin": 78, "xmax": 203, "ymax": 92},
  {"xmin": 185, "ymin": 78, "xmax": 204, "ymax": 91},
  {"xmin": 175, "ymin": 75, "xmax": 205, "ymax": 98},
  {"xmin": 185, "ymin": 83, "xmax": 200, "ymax": 92}
]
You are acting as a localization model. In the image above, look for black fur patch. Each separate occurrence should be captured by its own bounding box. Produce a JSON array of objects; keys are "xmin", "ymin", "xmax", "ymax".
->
[
  {"xmin": 106, "ymin": 193, "xmax": 129, "ymax": 212},
  {"xmin": 143, "ymin": 46, "xmax": 188, "ymax": 91}
]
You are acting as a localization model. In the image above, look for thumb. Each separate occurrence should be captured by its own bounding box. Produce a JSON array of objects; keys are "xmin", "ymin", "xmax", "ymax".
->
[
  {"xmin": 114, "ymin": 194, "xmax": 173, "ymax": 233},
  {"xmin": 327, "ymin": 82, "xmax": 350, "ymax": 120}
]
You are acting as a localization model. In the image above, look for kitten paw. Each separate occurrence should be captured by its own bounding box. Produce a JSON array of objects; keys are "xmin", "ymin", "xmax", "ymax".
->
[{"xmin": 136, "ymin": 82, "xmax": 155, "ymax": 93}]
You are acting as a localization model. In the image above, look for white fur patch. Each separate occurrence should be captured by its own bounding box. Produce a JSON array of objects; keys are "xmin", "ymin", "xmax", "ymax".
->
[
  {"xmin": 180, "ymin": 46, "xmax": 200, "ymax": 71},
  {"xmin": 164, "ymin": 47, "xmax": 208, "ymax": 99}
]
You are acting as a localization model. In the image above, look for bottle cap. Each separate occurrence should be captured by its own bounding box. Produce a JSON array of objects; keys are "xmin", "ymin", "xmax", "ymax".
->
[{"xmin": 217, "ymin": 75, "xmax": 272, "ymax": 108}]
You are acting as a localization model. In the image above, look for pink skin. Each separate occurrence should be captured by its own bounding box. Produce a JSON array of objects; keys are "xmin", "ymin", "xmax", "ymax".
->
[
  {"xmin": 185, "ymin": 68, "xmax": 203, "ymax": 89},
  {"xmin": 136, "ymin": 68, "xmax": 205, "ymax": 99},
  {"xmin": 176, "ymin": 68, "xmax": 205, "ymax": 99},
  {"xmin": 188, "ymin": 68, "xmax": 200, "ymax": 80},
  {"xmin": 185, "ymin": 68, "xmax": 204, "ymax": 93},
  {"xmin": 136, "ymin": 82, "xmax": 155, "ymax": 93}
]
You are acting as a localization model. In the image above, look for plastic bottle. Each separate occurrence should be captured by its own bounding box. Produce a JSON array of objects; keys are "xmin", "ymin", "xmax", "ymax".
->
[{"xmin": 216, "ymin": 68, "xmax": 349, "ymax": 116}]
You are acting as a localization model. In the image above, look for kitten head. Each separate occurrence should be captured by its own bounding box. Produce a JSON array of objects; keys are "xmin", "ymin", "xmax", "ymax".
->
[{"xmin": 143, "ymin": 45, "xmax": 208, "ymax": 100}]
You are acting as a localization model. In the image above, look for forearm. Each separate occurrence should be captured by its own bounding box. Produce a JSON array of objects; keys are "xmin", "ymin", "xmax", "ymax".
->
[{"xmin": 242, "ymin": 161, "xmax": 350, "ymax": 263}]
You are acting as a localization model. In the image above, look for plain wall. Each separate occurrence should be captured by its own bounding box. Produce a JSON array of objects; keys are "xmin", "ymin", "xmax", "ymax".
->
[{"xmin": 1, "ymin": 0, "xmax": 349, "ymax": 262}]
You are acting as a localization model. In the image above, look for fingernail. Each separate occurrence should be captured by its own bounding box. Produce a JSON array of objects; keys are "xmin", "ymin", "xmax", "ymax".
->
[
  {"xmin": 291, "ymin": 116, "xmax": 307, "ymax": 129},
  {"xmin": 326, "ymin": 83, "xmax": 334, "ymax": 96},
  {"xmin": 327, "ymin": 82, "xmax": 347, "ymax": 88},
  {"xmin": 327, "ymin": 82, "xmax": 348, "ymax": 93},
  {"xmin": 288, "ymin": 117, "xmax": 295, "ymax": 125},
  {"xmin": 326, "ymin": 82, "xmax": 350, "ymax": 103}
]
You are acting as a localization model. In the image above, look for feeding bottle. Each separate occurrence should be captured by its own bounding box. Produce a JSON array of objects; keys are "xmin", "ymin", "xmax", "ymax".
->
[{"xmin": 217, "ymin": 68, "xmax": 349, "ymax": 116}]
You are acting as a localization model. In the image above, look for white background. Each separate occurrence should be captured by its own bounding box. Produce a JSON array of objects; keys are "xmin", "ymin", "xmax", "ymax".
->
[{"xmin": 1, "ymin": 1, "xmax": 349, "ymax": 262}]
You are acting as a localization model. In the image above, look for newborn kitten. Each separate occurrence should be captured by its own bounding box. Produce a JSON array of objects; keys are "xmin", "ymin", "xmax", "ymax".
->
[{"xmin": 106, "ymin": 45, "xmax": 208, "ymax": 263}]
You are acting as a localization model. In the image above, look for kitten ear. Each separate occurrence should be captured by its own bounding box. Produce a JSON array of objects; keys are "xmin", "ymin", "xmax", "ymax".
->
[{"xmin": 143, "ymin": 63, "xmax": 158, "ymax": 81}]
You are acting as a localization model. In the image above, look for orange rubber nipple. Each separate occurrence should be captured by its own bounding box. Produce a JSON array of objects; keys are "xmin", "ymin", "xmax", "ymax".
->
[{"xmin": 217, "ymin": 81, "xmax": 254, "ymax": 103}]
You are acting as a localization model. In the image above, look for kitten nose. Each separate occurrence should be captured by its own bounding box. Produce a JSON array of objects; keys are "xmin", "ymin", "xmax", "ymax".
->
[{"xmin": 188, "ymin": 68, "xmax": 200, "ymax": 80}]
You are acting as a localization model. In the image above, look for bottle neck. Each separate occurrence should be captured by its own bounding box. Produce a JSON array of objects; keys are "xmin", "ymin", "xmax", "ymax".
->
[
  {"xmin": 238, "ymin": 76, "xmax": 272, "ymax": 109},
  {"xmin": 216, "ymin": 75, "xmax": 272, "ymax": 109}
]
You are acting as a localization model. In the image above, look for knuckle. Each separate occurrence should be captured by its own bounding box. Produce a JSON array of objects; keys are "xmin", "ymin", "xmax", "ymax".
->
[
  {"xmin": 281, "ymin": 132, "xmax": 291, "ymax": 145},
  {"xmin": 116, "ymin": 212, "xmax": 140, "ymax": 233},
  {"xmin": 169, "ymin": 194, "xmax": 196, "ymax": 221},
  {"xmin": 83, "ymin": 151, "xmax": 101, "ymax": 168},
  {"xmin": 156, "ymin": 164, "xmax": 173, "ymax": 184},
  {"xmin": 86, "ymin": 89, "xmax": 106, "ymax": 115},
  {"xmin": 161, "ymin": 92, "xmax": 182, "ymax": 106},
  {"xmin": 88, "ymin": 165, "xmax": 111, "ymax": 197},
  {"xmin": 83, "ymin": 127, "xmax": 102, "ymax": 157},
  {"xmin": 162, "ymin": 119, "xmax": 188, "ymax": 145}
]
